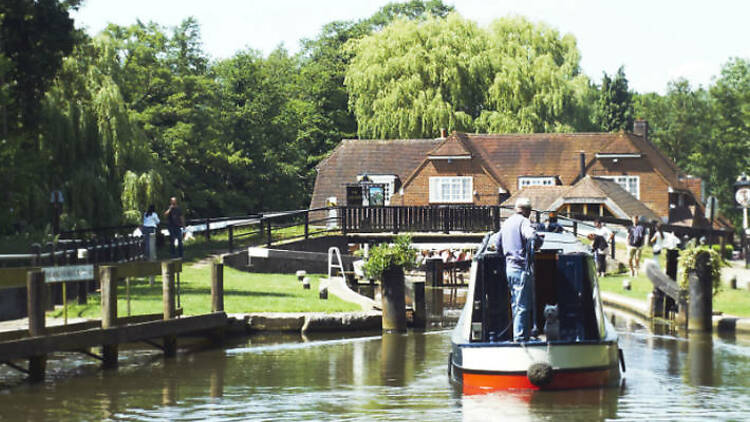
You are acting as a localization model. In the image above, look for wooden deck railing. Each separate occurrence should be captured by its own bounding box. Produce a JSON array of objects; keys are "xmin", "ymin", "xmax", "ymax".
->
[{"xmin": 339, "ymin": 205, "xmax": 504, "ymax": 234}]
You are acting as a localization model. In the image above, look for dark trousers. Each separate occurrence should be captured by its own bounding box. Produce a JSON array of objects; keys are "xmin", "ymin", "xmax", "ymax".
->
[
  {"xmin": 595, "ymin": 252, "xmax": 606, "ymax": 274},
  {"xmin": 168, "ymin": 226, "xmax": 183, "ymax": 258}
]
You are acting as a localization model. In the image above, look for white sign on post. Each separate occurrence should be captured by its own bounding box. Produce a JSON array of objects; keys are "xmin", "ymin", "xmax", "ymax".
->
[{"xmin": 42, "ymin": 265, "xmax": 95, "ymax": 283}]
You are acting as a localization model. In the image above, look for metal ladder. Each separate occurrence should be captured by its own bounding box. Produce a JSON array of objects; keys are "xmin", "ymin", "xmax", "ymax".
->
[{"xmin": 328, "ymin": 247, "xmax": 345, "ymax": 279}]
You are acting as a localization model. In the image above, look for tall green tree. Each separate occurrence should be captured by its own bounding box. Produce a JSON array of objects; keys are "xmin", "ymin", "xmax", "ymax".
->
[
  {"xmin": 594, "ymin": 66, "xmax": 634, "ymax": 132},
  {"xmin": 702, "ymin": 58, "xmax": 750, "ymax": 223},
  {"xmin": 297, "ymin": 0, "xmax": 454, "ymax": 191},
  {"xmin": 214, "ymin": 48, "xmax": 310, "ymax": 212},
  {"xmin": 0, "ymin": 0, "xmax": 82, "ymax": 232},
  {"xmin": 101, "ymin": 18, "xmax": 223, "ymax": 217},
  {"xmin": 345, "ymin": 14, "xmax": 590, "ymax": 138},
  {"xmin": 634, "ymin": 79, "xmax": 711, "ymax": 167}
]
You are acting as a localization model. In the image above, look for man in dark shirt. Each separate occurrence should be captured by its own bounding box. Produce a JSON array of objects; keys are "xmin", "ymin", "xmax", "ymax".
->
[{"xmin": 164, "ymin": 197, "xmax": 185, "ymax": 258}]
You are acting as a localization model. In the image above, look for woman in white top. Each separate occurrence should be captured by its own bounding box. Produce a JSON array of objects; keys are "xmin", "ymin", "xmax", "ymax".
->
[
  {"xmin": 142, "ymin": 204, "xmax": 160, "ymax": 259},
  {"xmin": 649, "ymin": 222, "xmax": 664, "ymax": 266}
]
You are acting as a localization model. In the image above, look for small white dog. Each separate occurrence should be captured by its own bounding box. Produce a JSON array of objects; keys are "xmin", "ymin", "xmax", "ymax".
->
[{"xmin": 543, "ymin": 304, "xmax": 560, "ymax": 341}]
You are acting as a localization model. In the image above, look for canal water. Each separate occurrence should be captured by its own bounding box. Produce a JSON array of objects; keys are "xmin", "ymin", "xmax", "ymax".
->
[{"xmin": 0, "ymin": 303, "xmax": 749, "ymax": 420}]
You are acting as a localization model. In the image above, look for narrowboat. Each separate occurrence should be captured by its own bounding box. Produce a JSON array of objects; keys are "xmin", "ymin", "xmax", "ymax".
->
[{"xmin": 449, "ymin": 231, "xmax": 624, "ymax": 394}]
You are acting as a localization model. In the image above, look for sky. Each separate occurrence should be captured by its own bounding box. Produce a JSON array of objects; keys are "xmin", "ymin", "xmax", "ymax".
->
[{"xmin": 72, "ymin": 0, "xmax": 750, "ymax": 94}]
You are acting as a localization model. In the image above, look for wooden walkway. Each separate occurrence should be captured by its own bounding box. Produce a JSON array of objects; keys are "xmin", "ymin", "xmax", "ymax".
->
[{"xmin": 0, "ymin": 259, "xmax": 227, "ymax": 382}]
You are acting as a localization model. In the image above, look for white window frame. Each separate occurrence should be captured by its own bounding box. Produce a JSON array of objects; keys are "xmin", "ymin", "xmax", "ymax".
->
[
  {"xmin": 429, "ymin": 177, "xmax": 473, "ymax": 203},
  {"xmin": 518, "ymin": 176, "xmax": 556, "ymax": 190},
  {"xmin": 600, "ymin": 175, "xmax": 640, "ymax": 199},
  {"xmin": 366, "ymin": 175, "xmax": 397, "ymax": 205}
]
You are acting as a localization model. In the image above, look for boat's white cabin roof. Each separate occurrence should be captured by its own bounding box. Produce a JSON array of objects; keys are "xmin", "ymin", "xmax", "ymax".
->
[{"xmin": 537, "ymin": 232, "xmax": 590, "ymax": 255}]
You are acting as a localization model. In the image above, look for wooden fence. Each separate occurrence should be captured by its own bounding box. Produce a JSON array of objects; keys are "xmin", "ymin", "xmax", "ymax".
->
[
  {"xmin": 0, "ymin": 259, "xmax": 227, "ymax": 382},
  {"xmin": 340, "ymin": 206, "xmax": 503, "ymax": 234}
]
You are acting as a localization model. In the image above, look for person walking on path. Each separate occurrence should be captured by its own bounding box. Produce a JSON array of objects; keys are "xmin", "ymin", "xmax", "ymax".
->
[
  {"xmin": 142, "ymin": 204, "xmax": 159, "ymax": 260},
  {"xmin": 627, "ymin": 216, "xmax": 646, "ymax": 276},
  {"xmin": 164, "ymin": 197, "xmax": 185, "ymax": 258},
  {"xmin": 649, "ymin": 222, "xmax": 665, "ymax": 266},
  {"xmin": 497, "ymin": 197, "xmax": 544, "ymax": 341}
]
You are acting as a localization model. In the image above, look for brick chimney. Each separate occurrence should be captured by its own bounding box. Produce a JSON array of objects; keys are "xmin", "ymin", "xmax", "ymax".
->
[
  {"xmin": 579, "ymin": 151, "xmax": 586, "ymax": 179},
  {"xmin": 633, "ymin": 119, "xmax": 648, "ymax": 140}
]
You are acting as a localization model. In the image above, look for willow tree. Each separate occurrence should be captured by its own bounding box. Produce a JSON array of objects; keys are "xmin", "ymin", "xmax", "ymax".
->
[
  {"xmin": 38, "ymin": 34, "xmax": 160, "ymax": 229},
  {"xmin": 476, "ymin": 17, "xmax": 590, "ymax": 133},
  {"xmin": 345, "ymin": 14, "xmax": 487, "ymax": 138},
  {"xmin": 345, "ymin": 14, "xmax": 590, "ymax": 138}
]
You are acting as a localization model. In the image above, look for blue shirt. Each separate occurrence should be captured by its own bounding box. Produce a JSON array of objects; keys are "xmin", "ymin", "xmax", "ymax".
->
[{"xmin": 498, "ymin": 213, "xmax": 542, "ymax": 270}]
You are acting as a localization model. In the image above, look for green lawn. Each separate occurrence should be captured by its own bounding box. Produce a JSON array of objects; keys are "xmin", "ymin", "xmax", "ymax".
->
[
  {"xmin": 49, "ymin": 264, "xmax": 360, "ymax": 319},
  {"xmin": 598, "ymin": 247, "xmax": 750, "ymax": 317}
]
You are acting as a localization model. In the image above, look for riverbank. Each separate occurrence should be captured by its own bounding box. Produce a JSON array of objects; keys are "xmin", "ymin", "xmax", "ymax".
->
[
  {"xmin": 601, "ymin": 289, "xmax": 750, "ymax": 335},
  {"xmin": 48, "ymin": 263, "xmax": 360, "ymax": 319}
]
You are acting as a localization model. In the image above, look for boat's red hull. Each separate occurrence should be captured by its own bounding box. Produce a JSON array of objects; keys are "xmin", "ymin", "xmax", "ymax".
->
[{"xmin": 459, "ymin": 366, "xmax": 620, "ymax": 395}]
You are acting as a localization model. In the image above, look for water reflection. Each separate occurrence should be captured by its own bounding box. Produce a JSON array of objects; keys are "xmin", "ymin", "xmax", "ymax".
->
[
  {"xmin": 381, "ymin": 333, "xmax": 407, "ymax": 386},
  {"xmin": 0, "ymin": 292, "xmax": 750, "ymax": 420},
  {"xmin": 687, "ymin": 333, "xmax": 714, "ymax": 386},
  {"xmin": 461, "ymin": 388, "xmax": 620, "ymax": 422}
]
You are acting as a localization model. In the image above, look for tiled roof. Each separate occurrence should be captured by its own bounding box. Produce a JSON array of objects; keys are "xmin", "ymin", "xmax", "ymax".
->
[
  {"xmin": 311, "ymin": 131, "xmax": 688, "ymax": 216},
  {"xmin": 504, "ymin": 176, "xmax": 659, "ymax": 221},
  {"xmin": 427, "ymin": 136, "xmax": 472, "ymax": 157},
  {"xmin": 466, "ymin": 132, "xmax": 683, "ymax": 188},
  {"xmin": 310, "ymin": 138, "xmax": 440, "ymax": 209}
]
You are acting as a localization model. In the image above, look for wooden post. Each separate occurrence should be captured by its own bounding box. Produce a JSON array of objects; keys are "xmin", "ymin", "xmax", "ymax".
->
[
  {"xmin": 304, "ymin": 211, "xmax": 309, "ymax": 239},
  {"xmin": 412, "ymin": 281, "xmax": 426, "ymax": 329},
  {"xmin": 665, "ymin": 248, "xmax": 679, "ymax": 318},
  {"xmin": 211, "ymin": 262, "xmax": 224, "ymax": 312},
  {"xmin": 573, "ymin": 221, "xmax": 578, "ymax": 237},
  {"xmin": 393, "ymin": 207, "xmax": 399, "ymax": 234},
  {"xmin": 381, "ymin": 266, "xmax": 407, "ymax": 332},
  {"xmin": 100, "ymin": 266, "xmax": 118, "ymax": 368},
  {"xmin": 27, "ymin": 270, "xmax": 46, "ymax": 382},
  {"xmin": 47, "ymin": 242, "xmax": 58, "ymax": 310},
  {"xmin": 425, "ymin": 258, "xmax": 444, "ymax": 287},
  {"xmin": 341, "ymin": 207, "xmax": 347, "ymax": 235},
  {"xmin": 266, "ymin": 219, "xmax": 272, "ymax": 247},
  {"xmin": 228, "ymin": 225, "xmax": 234, "ymax": 252},
  {"xmin": 205, "ymin": 217, "xmax": 211, "ymax": 241},
  {"xmin": 688, "ymin": 251, "xmax": 712, "ymax": 332},
  {"xmin": 162, "ymin": 261, "xmax": 177, "ymax": 357}
]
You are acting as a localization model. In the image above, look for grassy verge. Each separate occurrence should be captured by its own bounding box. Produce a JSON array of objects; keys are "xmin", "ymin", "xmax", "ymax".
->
[
  {"xmin": 598, "ymin": 245, "xmax": 750, "ymax": 317},
  {"xmin": 174, "ymin": 224, "xmax": 337, "ymax": 263},
  {"xmin": 49, "ymin": 264, "xmax": 360, "ymax": 318}
]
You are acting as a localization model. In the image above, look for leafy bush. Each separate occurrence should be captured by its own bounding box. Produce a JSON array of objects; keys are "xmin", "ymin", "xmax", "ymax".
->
[
  {"xmin": 710, "ymin": 243, "xmax": 734, "ymax": 259},
  {"xmin": 362, "ymin": 235, "xmax": 417, "ymax": 280},
  {"xmin": 678, "ymin": 246, "xmax": 723, "ymax": 295}
]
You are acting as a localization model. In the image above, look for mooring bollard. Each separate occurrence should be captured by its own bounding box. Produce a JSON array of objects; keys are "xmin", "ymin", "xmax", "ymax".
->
[
  {"xmin": 296, "ymin": 270, "xmax": 307, "ymax": 283},
  {"xmin": 381, "ymin": 267, "xmax": 407, "ymax": 332},
  {"xmin": 100, "ymin": 266, "xmax": 118, "ymax": 368},
  {"xmin": 688, "ymin": 251, "xmax": 712, "ymax": 332},
  {"xmin": 319, "ymin": 279, "xmax": 328, "ymax": 300},
  {"xmin": 412, "ymin": 281, "xmax": 426, "ymax": 329},
  {"xmin": 425, "ymin": 258, "xmax": 444, "ymax": 287},
  {"xmin": 27, "ymin": 270, "xmax": 46, "ymax": 382},
  {"xmin": 211, "ymin": 262, "xmax": 224, "ymax": 312},
  {"xmin": 162, "ymin": 261, "xmax": 177, "ymax": 357},
  {"xmin": 210, "ymin": 261, "xmax": 225, "ymax": 344}
]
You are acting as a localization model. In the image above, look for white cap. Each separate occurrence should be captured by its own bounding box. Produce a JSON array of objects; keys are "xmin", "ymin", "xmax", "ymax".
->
[{"xmin": 515, "ymin": 197, "xmax": 532, "ymax": 209}]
